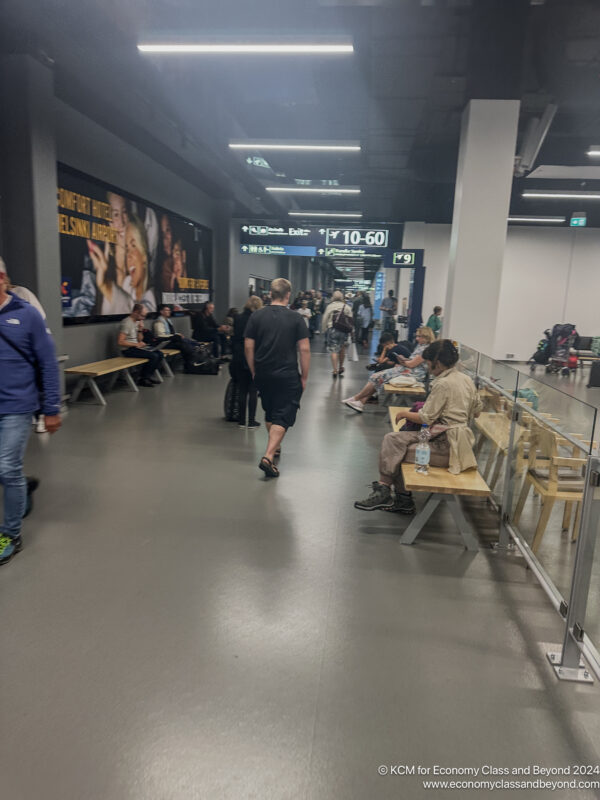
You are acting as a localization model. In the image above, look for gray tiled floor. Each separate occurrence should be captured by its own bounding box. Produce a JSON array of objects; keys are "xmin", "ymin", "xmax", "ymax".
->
[{"xmin": 3, "ymin": 349, "xmax": 600, "ymax": 799}]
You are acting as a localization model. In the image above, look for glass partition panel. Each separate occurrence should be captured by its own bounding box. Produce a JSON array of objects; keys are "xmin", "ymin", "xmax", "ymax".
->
[
  {"xmin": 457, "ymin": 343, "xmax": 479, "ymax": 377},
  {"xmin": 473, "ymin": 359, "xmax": 520, "ymax": 507},
  {"xmin": 506, "ymin": 375, "xmax": 597, "ymax": 601},
  {"xmin": 582, "ymin": 520, "xmax": 600, "ymax": 654}
]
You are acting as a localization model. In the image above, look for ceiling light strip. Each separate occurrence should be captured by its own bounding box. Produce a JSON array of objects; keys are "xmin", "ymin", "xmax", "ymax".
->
[
  {"xmin": 230, "ymin": 142, "xmax": 360, "ymax": 152},
  {"xmin": 266, "ymin": 186, "xmax": 360, "ymax": 194},
  {"xmin": 522, "ymin": 191, "xmax": 600, "ymax": 199},
  {"xmin": 138, "ymin": 44, "xmax": 353, "ymax": 54},
  {"xmin": 288, "ymin": 211, "xmax": 363, "ymax": 218},
  {"xmin": 508, "ymin": 215, "xmax": 566, "ymax": 223}
]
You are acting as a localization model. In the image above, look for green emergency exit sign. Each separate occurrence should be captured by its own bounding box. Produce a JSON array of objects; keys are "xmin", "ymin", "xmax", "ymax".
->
[{"xmin": 570, "ymin": 215, "xmax": 587, "ymax": 227}]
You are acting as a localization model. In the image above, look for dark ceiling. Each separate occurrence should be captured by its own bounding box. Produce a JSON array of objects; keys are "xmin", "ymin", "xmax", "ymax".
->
[{"xmin": 3, "ymin": 0, "xmax": 600, "ymax": 226}]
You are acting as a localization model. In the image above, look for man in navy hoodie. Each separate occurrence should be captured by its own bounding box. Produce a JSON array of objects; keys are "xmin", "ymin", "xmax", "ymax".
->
[{"xmin": 0, "ymin": 262, "xmax": 61, "ymax": 565}]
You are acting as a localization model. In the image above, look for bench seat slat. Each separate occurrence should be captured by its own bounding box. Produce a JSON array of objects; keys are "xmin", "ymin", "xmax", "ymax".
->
[
  {"xmin": 65, "ymin": 357, "xmax": 149, "ymax": 377},
  {"xmin": 401, "ymin": 464, "xmax": 490, "ymax": 497}
]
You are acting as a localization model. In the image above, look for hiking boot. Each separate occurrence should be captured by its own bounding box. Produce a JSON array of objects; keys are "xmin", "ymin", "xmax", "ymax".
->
[
  {"xmin": 0, "ymin": 535, "xmax": 22, "ymax": 566},
  {"xmin": 382, "ymin": 493, "xmax": 416, "ymax": 515},
  {"xmin": 354, "ymin": 482, "xmax": 394, "ymax": 511}
]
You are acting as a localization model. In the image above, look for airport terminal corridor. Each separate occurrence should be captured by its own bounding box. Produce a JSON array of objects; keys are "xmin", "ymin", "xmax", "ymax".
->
[{"xmin": 3, "ymin": 351, "xmax": 600, "ymax": 800}]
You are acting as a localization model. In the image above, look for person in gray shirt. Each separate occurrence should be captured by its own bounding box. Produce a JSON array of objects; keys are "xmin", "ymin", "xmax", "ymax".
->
[{"xmin": 118, "ymin": 303, "xmax": 163, "ymax": 387}]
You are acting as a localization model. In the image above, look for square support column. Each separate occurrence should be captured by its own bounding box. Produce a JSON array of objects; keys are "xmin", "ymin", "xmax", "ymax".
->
[
  {"xmin": 0, "ymin": 55, "xmax": 63, "ymax": 353},
  {"xmin": 444, "ymin": 100, "xmax": 519, "ymax": 355}
]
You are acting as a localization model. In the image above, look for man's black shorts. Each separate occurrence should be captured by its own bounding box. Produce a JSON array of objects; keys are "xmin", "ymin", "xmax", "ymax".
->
[{"xmin": 255, "ymin": 373, "xmax": 302, "ymax": 430}]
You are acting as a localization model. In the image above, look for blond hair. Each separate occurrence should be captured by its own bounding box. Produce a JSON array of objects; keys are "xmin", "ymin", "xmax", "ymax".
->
[
  {"xmin": 244, "ymin": 295, "xmax": 264, "ymax": 312},
  {"xmin": 331, "ymin": 290, "xmax": 344, "ymax": 302},
  {"xmin": 416, "ymin": 326, "xmax": 436, "ymax": 344},
  {"xmin": 271, "ymin": 278, "xmax": 292, "ymax": 301}
]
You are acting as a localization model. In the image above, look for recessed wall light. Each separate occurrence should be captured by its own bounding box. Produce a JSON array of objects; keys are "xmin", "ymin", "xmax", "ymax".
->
[
  {"xmin": 587, "ymin": 146, "xmax": 600, "ymax": 156},
  {"xmin": 138, "ymin": 43, "xmax": 354, "ymax": 55}
]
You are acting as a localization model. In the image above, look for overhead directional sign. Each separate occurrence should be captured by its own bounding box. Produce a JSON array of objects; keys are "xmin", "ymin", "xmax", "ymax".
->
[
  {"xmin": 239, "ymin": 223, "xmax": 415, "ymax": 264},
  {"xmin": 385, "ymin": 249, "xmax": 424, "ymax": 268}
]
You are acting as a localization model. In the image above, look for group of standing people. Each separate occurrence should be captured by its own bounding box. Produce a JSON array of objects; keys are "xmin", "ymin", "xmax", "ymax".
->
[{"xmin": 291, "ymin": 290, "xmax": 325, "ymax": 338}]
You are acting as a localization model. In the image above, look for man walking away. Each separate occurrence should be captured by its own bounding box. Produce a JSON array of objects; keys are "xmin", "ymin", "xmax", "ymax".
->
[
  {"xmin": 244, "ymin": 278, "xmax": 310, "ymax": 478},
  {"xmin": 0, "ymin": 263, "xmax": 61, "ymax": 566},
  {"xmin": 118, "ymin": 303, "xmax": 163, "ymax": 387}
]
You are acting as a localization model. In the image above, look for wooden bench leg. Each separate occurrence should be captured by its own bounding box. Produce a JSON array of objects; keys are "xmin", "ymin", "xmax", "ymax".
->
[
  {"xmin": 399, "ymin": 493, "xmax": 440, "ymax": 546},
  {"xmin": 562, "ymin": 502, "xmax": 573, "ymax": 533},
  {"xmin": 446, "ymin": 495, "xmax": 479, "ymax": 551},
  {"xmin": 531, "ymin": 496, "xmax": 555, "ymax": 553},
  {"xmin": 571, "ymin": 502, "xmax": 582, "ymax": 543},
  {"xmin": 482, "ymin": 444, "xmax": 499, "ymax": 482},
  {"xmin": 122, "ymin": 369, "xmax": 139, "ymax": 393},
  {"xmin": 489, "ymin": 451, "xmax": 506, "ymax": 492},
  {"xmin": 513, "ymin": 479, "xmax": 531, "ymax": 526}
]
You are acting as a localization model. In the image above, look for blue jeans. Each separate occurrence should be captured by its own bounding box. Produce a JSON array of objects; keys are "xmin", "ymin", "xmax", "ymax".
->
[{"xmin": 0, "ymin": 413, "xmax": 32, "ymax": 538}]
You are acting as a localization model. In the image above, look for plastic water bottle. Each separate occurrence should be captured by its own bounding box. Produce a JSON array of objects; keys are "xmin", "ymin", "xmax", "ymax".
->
[{"xmin": 415, "ymin": 425, "xmax": 431, "ymax": 474}]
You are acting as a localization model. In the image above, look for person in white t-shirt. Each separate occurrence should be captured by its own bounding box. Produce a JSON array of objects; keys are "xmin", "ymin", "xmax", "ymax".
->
[{"xmin": 296, "ymin": 300, "xmax": 312, "ymax": 330}]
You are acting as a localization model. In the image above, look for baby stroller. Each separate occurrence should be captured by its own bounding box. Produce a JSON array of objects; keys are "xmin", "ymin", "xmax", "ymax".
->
[{"xmin": 529, "ymin": 324, "xmax": 578, "ymax": 375}]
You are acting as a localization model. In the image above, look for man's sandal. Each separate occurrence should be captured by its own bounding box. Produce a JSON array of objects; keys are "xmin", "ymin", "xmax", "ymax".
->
[{"xmin": 259, "ymin": 457, "xmax": 280, "ymax": 477}]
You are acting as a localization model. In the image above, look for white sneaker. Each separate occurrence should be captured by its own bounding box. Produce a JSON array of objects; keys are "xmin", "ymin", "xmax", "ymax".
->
[
  {"xmin": 344, "ymin": 398, "xmax": 364, "ymax": 413},
  {"xmin": 36, "ymin": 418, "xmax": 47, "ymax": 433}
]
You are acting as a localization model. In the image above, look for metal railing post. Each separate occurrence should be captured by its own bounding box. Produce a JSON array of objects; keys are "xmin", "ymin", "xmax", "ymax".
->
[{"xmin": 546, "ymin": 455, "xmax": 600, "ymax": 683}]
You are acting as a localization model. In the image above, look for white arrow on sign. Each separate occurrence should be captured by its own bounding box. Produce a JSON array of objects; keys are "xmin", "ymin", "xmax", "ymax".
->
[
  {"xmin": 318, "ymin": 248, "xmax": 324, "ymax": 255},
  {"xmin": 319, "ymin": 228, "xmax": 326, "ymax": 235},
  {"xmin": 242, "ymin": 226, "xmax": 249, "ymax": 232},
  {"xmin": 242, "ymin": 246, "xmax": 248, "ymax": 252}
]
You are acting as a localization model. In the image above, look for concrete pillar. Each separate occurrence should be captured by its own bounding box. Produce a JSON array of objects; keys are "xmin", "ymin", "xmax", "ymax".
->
[
  {"xmin": 444, "ymin": 99, "xmax": 519, "ymax": 355},
  {"xmin": 0, "ymin": 55, "xmax": 63, "ymax": 351}
]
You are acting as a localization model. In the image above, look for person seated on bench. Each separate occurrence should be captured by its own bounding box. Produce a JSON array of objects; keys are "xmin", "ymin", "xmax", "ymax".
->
[
  {"xmin": 153, "ymin": 304, "xmax": 197, "ymax": 370},
  {"xmin": 343, "ymin": 327, "xmax": 435, "ymax": 413},
  {"xmin": 118, "ymin": 303, "xmax": 163, "ymax": 388},
  {"xmin": 367, "ymin": 332, "xmax": 412, "ymax": 373},
  {"xmin": 193, "ymin": 301, "xmax": 231, "ymax": 358},
  {"xmin": 354, "ymin": 339, "xmax": 482, "ymax": 514}
]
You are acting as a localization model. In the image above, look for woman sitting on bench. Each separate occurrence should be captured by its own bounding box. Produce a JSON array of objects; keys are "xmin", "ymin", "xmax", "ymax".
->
[{"xmin": 354, "ymin": 339, "xmax": 482, "ymax": 514}]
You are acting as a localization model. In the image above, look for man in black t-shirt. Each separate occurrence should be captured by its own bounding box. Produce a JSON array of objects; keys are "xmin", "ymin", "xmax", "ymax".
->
[{"xmin": 244, "ymin": 277, "xmax": 310, "ymax": 478}]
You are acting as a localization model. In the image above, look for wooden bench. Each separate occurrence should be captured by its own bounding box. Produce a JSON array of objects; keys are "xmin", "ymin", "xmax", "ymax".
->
[
  {"xmin": 65, "ymin": 357, "xmax": 149, "ymax": 405},
  {"xmin": 383, "ymin": 382, "xmax": 426, "ymax": 398},
  {"xmin": 398, "ymin": 464, "xmax": 490, "ymax": 551},
  {"xmin": 388, "ymin": 406, "xmax": 409, "ymax": 432},
  {"xmin": 157, "ymin": 348, "xmax": 180, "ymax": 379}
]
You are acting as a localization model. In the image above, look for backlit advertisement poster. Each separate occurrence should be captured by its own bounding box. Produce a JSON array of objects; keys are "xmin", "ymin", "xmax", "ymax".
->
[{"xmin": 58, "ymin": 164, "xmax": 212, "ymax": 323}]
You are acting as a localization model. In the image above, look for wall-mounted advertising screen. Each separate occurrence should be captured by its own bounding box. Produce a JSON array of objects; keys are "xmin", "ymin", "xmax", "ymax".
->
[{"xmin": 58, "ymin": 164, "xmax": 213, "ymax": 323}]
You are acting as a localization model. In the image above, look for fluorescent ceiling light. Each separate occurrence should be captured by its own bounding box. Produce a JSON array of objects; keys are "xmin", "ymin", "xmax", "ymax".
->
[
  {"xmin": 587, "ymin": 146, "xmax": 600, "ymax": 156},
  {"xmin": 138, "ymin": 43, "xmax": 353, "ymax": 54},
  {"xmin": 266, "ymin": 186, "xmax": 360, "ymax": 194},
  {"xmin": 288, "ymin": 211, "xmax": 363, "ymax": 218},
  {"xmin": 522, "ymin": 190, "xmax": 600, "ymax": 199},
  {"xmin": 508, "ymin": 215, "xmax": 566, "ymax": 223},
  {"xmin": 230, "ymin": 141, "xmax": 360, "ymax": 152}
]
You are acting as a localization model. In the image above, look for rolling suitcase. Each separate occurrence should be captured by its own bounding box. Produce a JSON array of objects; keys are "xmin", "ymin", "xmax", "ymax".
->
[
  {"xmin": 224, "ymin": 378, "xmax": 241, "ymax": 421},
  {"xmin": 587, "ymin": 361, "xmax": 600, "ymax": 388}
]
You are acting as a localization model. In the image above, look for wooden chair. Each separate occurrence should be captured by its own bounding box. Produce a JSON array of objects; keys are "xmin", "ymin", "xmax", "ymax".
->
[{"xmin": 513, "ymin": 419, "xmax": 586, "ymax": 553}]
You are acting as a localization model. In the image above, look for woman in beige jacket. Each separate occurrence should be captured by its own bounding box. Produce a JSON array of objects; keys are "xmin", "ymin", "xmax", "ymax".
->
[{"xmin": 354, "ymin": 339, "xmax": 482, "ymax": 514}]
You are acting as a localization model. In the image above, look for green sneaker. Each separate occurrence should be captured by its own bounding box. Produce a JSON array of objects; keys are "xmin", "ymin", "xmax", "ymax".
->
[
  {"xmin": 354, "ymin": 482, "xmax": 394, "ymax": 511},
  {"xmin": 0, "ymin": 535, "xmax": 22, "ymax": 566}
]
